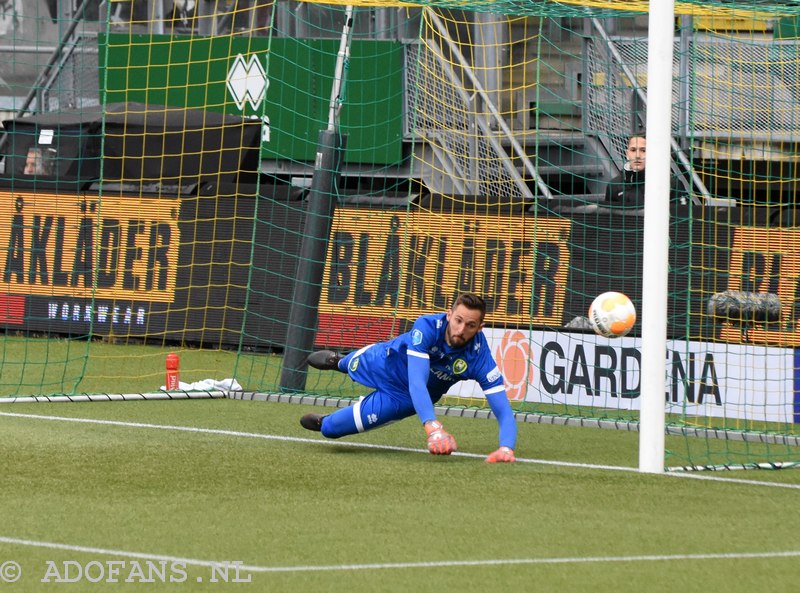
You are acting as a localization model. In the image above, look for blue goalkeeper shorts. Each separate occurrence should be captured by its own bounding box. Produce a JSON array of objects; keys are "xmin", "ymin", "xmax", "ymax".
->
[
  {"xmin": 319, "ymin": 391, "xmax": 417, "ymax": 438},
  {"xmin": 319, "ymin": 345, "xmax": 417, "ymax": 438}
]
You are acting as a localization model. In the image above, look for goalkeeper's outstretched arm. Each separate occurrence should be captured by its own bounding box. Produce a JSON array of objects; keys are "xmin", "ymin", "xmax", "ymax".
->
[
  {"xmin": 408, "ymin": 352, "xmax": 457, "ymax": 455},
  {"xmin": 485, "ymin": 388, "xmax": 517, "ymax": 463}
]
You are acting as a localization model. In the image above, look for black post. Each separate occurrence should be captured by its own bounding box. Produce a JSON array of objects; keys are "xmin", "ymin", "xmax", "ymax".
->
[{"xmin": 279, "ymin": 129, "xmax": 346, "ymax": 392}]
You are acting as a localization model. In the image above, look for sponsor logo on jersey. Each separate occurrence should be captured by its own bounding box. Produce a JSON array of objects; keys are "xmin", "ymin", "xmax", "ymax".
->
[
  {"xmin": 431, "ymin": 368, "xmax": 455, "ymax": 382},
  {"xmin": 486, "ymin": 366, "xmax": 501, "ymax": 383},
  {"xmin": 411, "ymin": 329, "xmax": 423, "ymax": 345},
  {"xmin": 452, "ymin": 358, "xmax": 467, "ymax": 374}
]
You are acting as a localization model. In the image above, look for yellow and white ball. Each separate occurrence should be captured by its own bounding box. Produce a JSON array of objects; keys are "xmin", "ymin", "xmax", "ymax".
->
[{"xmin": 588, "ymin": 292, "xmax": 637, "ymax": 338}]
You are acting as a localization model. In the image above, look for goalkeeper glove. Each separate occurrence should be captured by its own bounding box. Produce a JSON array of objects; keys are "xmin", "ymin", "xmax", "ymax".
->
[
  {"xmin": 485, "ymin": 446, "xmax": 515, "ymax": 463},
  {"xmin": 424, "ymin": 420, "xmax": 457, "ymax": 455}
]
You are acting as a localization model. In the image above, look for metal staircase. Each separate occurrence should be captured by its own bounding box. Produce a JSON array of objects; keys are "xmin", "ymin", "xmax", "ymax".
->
[{"xmin": 407, "ymin": 13, "xmax": 607, "ymax": 209}]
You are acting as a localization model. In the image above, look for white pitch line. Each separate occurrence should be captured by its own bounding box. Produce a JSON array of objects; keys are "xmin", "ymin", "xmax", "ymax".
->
[
  {"xmin": 665, "ymin": 471, "xmax": 800, "ymax": 489},
  {"xmin": 2, "ymin": 411, "xmax": 800, "ymax": 489},
  {"xmin": 1, "ymin": 536, "xmax": 799, "ymax": 574},
  {"xmin": 0, "ymin": 536, "xmax": 241, "ymax": 571},
  {"xmin": 0, "ymin": 411, "xmax": 634, "ymax": 471}
]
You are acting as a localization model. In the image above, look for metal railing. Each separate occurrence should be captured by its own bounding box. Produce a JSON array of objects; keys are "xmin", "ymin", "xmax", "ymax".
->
[
  {"xmin": 586, "ymin": 17, "xmax": 712, "ymax": 204},
  {"xmin": 407, "ymin": 9, "xmax": 553, "ymax": 200}
]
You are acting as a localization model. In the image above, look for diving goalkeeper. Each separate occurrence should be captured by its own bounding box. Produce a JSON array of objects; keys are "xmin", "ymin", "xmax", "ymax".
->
[{"xmin": 300, "ymin": 292, "xmax": 517, "ymax": 463}]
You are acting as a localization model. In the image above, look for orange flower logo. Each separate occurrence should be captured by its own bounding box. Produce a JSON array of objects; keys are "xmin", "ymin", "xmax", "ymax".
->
[{"xmin": 494, "ymin": 330, "xmax": 536, "ymax": 401}]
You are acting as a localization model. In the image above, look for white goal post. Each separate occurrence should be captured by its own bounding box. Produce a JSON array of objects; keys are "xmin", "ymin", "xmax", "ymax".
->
[{"xmin": 639, "ymin": 0, "xmax": 676, "ymax": 474}]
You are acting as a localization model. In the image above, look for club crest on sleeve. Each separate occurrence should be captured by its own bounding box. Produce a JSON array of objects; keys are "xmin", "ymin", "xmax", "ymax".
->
[{"xmin": 411, "ymin": 329, "xmax": 423, "ymax": 345}]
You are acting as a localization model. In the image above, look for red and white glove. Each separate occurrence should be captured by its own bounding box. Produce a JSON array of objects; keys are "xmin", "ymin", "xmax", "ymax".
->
[
  {"xmin": 424, "ymin": 420, "xmax": 457, "ymax": 455},
  {"xmin": 485, "ymin": 446, "xmax": 515, "ymax": 463}
]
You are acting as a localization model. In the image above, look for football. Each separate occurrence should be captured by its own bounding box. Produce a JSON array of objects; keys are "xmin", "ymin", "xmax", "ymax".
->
[{"xmin": 588, "ymin": 291, "xmax": 637, "ymax": 338}]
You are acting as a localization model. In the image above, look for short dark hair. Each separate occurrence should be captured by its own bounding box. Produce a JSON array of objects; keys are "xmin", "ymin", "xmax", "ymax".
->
[{"xmin": 452, "ymin": 293, "xmax": 486, "ymax": 318}]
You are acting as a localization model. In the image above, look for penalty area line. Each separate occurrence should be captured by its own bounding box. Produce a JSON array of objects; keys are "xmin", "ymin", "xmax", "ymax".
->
[{"xmin": 0, "ymin": 536, "xmax": 799, "ymax": 574}]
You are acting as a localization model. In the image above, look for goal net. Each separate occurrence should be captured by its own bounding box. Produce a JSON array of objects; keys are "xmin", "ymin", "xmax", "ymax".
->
[{"xmin": 2, "ymin": 0, "xmax": 799, "ymax": 471}]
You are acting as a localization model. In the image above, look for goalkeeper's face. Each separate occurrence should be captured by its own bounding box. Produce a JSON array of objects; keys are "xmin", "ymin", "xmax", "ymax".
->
[{"xmin": 445, "ymin": 304, "xmax": 485, "ymax": 348}]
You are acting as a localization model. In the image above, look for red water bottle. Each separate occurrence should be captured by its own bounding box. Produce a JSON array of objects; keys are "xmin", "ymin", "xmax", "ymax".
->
[{"xmin": 166, "ymin": 353, "xmax": 180, "ymax": 390}]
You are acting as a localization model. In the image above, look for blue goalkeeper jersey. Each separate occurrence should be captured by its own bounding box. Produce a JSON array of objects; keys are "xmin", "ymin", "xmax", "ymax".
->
[
  {"xmin": 341, "ymin": 312, "xmax": 517, "ymax": 449},
  {"xmin": 347, "ymin": 312, "xmax": 504, "ymax": 400}
]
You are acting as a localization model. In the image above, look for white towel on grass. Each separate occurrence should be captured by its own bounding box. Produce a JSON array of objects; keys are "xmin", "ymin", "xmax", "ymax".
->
[{"xmin": 160, "ymin": 378, "xmax": 242, "ymax": 392}]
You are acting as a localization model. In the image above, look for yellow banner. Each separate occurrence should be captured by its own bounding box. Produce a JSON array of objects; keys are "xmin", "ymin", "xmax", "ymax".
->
[
  {"xmin": 0, "ymin": 191, "xmax": 179, "ymax": 302},
  {"xmin": 720, "ymin": 226, "xmax": 800, "ymax": 345},
  {"xmin": 320, "ymin": 209, "xmax": 571, "ymax": 325}
]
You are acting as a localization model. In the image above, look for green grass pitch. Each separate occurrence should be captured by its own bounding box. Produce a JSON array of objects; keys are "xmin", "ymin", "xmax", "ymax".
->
[{"xmin": 1, "ymin": 398, "xmax": 799, "ymax": 592}]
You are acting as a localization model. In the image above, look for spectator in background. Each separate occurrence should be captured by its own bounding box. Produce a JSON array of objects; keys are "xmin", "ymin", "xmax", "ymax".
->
[
  {"xmin": 605, "ymin": 133, "xmax": 688, "ymax": 210},
  {"xmin": 23, "ymin": 147, "xmax": 52, "ymax": 176}
]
